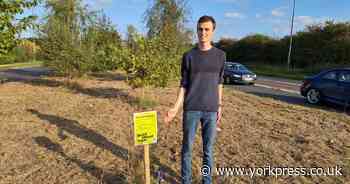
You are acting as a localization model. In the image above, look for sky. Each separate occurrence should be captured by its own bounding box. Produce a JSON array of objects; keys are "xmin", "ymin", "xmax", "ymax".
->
[{"xmin": 22, "ymin": 0, "xmax": 350, "ymax": 41}]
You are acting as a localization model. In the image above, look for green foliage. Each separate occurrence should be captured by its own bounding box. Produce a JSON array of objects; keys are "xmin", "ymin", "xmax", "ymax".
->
[
  {"xmin": 292, "ymin": 21, "xmax": 350, "ymax": 69},
  {"xmin": 0, "ymin": 0, "xmax": 40, "ymax": 56},
  {"xmin": 39, "ymin": 0, "xmax": 89, "ymax": 77},
  {"xmin": 116, "ymin": 34, "xmax": 186, "ymax": 88},
  {"xmin": 84, "ymin": 13, "xmax": 122, "ymax": 72},
  {"xmin": 110, "ymin": 0, "xmax": 190, "ymax": 88},
  {"xmin": 104, "ymin": 0, "xmax": 192, "ymax": 89},
  {"xmin": 246, "ymin": 64, "xmax": 314, "ymax": 81},
  {"xmin": 34, "ymin": 0, "xmax": 189, "ymax": 89},
  {"xmin": 0, "ymin": 39, "xmax": 40, "ymax": 64},
  {"xmin": 0, "ymin": 54, "xmax": 17, "ymax": 65},
  {"xmin": 145, "ymin": 0, "xmax": 193, "ymax": 45},
  {"xmin": 126, "ymin": 25, "xmax": 138, "ymax": 51},
  {"xmin": 216, "ymin": 21, "xmax": 350, "ymax": 71},
  {"xmin": 39, "ymin": 0, "xmax": 121, "ymax": 77}
]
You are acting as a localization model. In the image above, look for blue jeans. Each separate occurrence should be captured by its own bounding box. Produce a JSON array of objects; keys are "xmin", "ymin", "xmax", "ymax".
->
[{"xmin": 181, "ymin": 111, "xmax": 217, "ymax": 184}]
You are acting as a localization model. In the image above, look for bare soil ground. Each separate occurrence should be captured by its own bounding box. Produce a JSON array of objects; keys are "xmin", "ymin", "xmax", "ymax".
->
[{"xmin": 0, "ymin": 71, "xmax": 349, "ymax": 184}]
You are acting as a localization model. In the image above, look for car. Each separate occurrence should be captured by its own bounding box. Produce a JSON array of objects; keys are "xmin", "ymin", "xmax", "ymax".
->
[
  {"xmin": 223, "ymin": 62, "xmax": 257, "ymax": 84},
  {"xmin": 300, "ymin": 68, "xmax": 350, "ymax": 107}
]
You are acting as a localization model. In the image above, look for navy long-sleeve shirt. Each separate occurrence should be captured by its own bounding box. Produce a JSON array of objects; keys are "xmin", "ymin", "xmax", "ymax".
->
[{"xmin": 180, "ymin": 46, "xmax": 226, "ymax": 112}]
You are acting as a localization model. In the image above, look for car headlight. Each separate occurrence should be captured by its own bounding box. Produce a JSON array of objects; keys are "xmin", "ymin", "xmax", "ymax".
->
[{"xmin": 233, "ymin": 74, "xmax": 241, "ymax": 78}]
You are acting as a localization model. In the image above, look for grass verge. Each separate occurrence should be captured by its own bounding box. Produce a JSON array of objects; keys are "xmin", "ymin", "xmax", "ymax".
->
[
  {"xmin": 246, "ymin": 64, "xmax": 317, "ymax": 81},
  {"xmin": 0, "ymin": 60, "xmax": 43, "ymax": 70}
]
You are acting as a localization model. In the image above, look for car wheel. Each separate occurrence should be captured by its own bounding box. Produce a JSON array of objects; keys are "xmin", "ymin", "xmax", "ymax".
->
[
  {"xmin": 306, "ymin": 88, "xmax": 321, "ymax": 104},
  {"xmin": 224, "ymin": 77, "xmax": 231, "ymax": 84}
]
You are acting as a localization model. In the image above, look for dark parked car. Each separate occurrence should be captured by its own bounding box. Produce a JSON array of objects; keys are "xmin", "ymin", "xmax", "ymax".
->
[
  {"xmin": 300, "ymin": 68, "xmax": 350, "ymax": 106},
  {"xmin": 223, "ymin": 62, "xmax": 257, "ymax": 84}
]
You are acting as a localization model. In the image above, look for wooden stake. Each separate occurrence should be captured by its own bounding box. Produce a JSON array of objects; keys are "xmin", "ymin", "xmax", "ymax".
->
[{"xmin": 144, "ymin": 144, "xmax": 151, "ymax": 184}]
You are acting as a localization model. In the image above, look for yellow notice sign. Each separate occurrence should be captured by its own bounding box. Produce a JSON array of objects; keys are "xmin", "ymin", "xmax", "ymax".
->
[{"xmin": 133, "ymin": 111, "xmax": 158, "ymax": 145}]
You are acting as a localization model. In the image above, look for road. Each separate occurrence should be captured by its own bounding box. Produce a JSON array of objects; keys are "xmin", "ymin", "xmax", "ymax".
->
[
  {"xmin": 224, "ymin": 75, "xmax": 305, "ymax": 106},
  {"xmin": 255, "ymin": 76, "xmax": 301, "ymax": 93},
  {"xmin": 2, "ymin": 66, "xmax": 349, "ymax": 114},
  {"xmin": 226, "ymin": 82, "xmax": 305, "ymax": 106},
  {"xmin": 0, "ymin": 67, "xmax": 307, "ymax": 106},
  {"xmin": 0, "ymin": 67, "xmax": 53, "ymax": 81}
]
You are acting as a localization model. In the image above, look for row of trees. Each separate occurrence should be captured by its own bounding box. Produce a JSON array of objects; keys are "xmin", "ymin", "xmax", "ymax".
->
[
  {"xmin": 36, "ymin": 0, "xmax": 192, "ymax": 88},
  {"xmin": 1, "ymin": 0, "xmax": 191, "ymax": 88},
  {"xmin": 0, "ymin": 0, "xmax": 41, "ymax": 64},
  {"xmin": 2, "ymin": 0, "xmax": 350, "ymax": 86},
  {"xmin": 38, "ymin": 0, "xmax": 122, "ymax": 76},
  {"xmin": 216, "ymin": 21, "xmax": 350, "ymax": 70}
]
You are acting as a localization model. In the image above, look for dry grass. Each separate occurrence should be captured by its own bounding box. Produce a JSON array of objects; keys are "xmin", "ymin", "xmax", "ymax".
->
[{"xmin": 0, "ymin": 71, "xmax": 349, "ymax": 184}]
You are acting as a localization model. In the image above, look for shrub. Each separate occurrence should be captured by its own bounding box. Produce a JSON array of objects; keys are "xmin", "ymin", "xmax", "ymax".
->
[{"xmin": 0, "ymin": 54, "xmax": 17, "ymax": 65}]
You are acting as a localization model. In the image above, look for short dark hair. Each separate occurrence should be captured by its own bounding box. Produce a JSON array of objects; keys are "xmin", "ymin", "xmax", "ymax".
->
[{"xmin": 197, "ymin": 15, "xmax": 216, "ymax": 30}]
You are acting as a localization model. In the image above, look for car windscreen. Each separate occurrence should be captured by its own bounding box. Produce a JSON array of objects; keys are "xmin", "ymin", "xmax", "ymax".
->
[
  {"xmin": 225, "ymin": 64, "xmax": 235, "ymax": 70},
  {"xmin": 237, "ymin": 65, "xmax": 248, "ymax": 71}
]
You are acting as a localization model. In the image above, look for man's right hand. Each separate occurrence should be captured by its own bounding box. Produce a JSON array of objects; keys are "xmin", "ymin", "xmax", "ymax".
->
[{"xmin": 164, "ymin": 108, "xmax": 178, "ymax": 123}]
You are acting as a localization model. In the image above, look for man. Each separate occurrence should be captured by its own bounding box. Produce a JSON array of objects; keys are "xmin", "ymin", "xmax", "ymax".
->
[{"xmin": 164, "ymin": 15, "xmax": 225, "ymax": 184}]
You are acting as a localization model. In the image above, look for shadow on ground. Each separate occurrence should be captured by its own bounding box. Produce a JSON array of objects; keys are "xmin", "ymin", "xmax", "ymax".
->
[
  {"xmin": 0, "ymin": 68, "xmax": 154, "ymax": 109},
  {"xmin": 2, "ymin": 68, "xmax": 54, "ymax": 77},
  {"xmin": 29, "ymin": 109, "xmax": 129, "ymax": 160},
  {"xmin": 29, "ymin": 109, "xmax": 180, "ymax": 183},
  {"xmin": 14, "ymin": 78, "xmax": 144, "ymax": 108},
  {"xmin": 34, "ymin": 136, "xmax": 128, "ymax": 184}
]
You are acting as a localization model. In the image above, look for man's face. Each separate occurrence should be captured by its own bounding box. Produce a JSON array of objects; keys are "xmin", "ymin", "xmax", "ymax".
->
[{"xmin": 197, "ymin": 21, "xmax": 214, "ymax": 43}]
